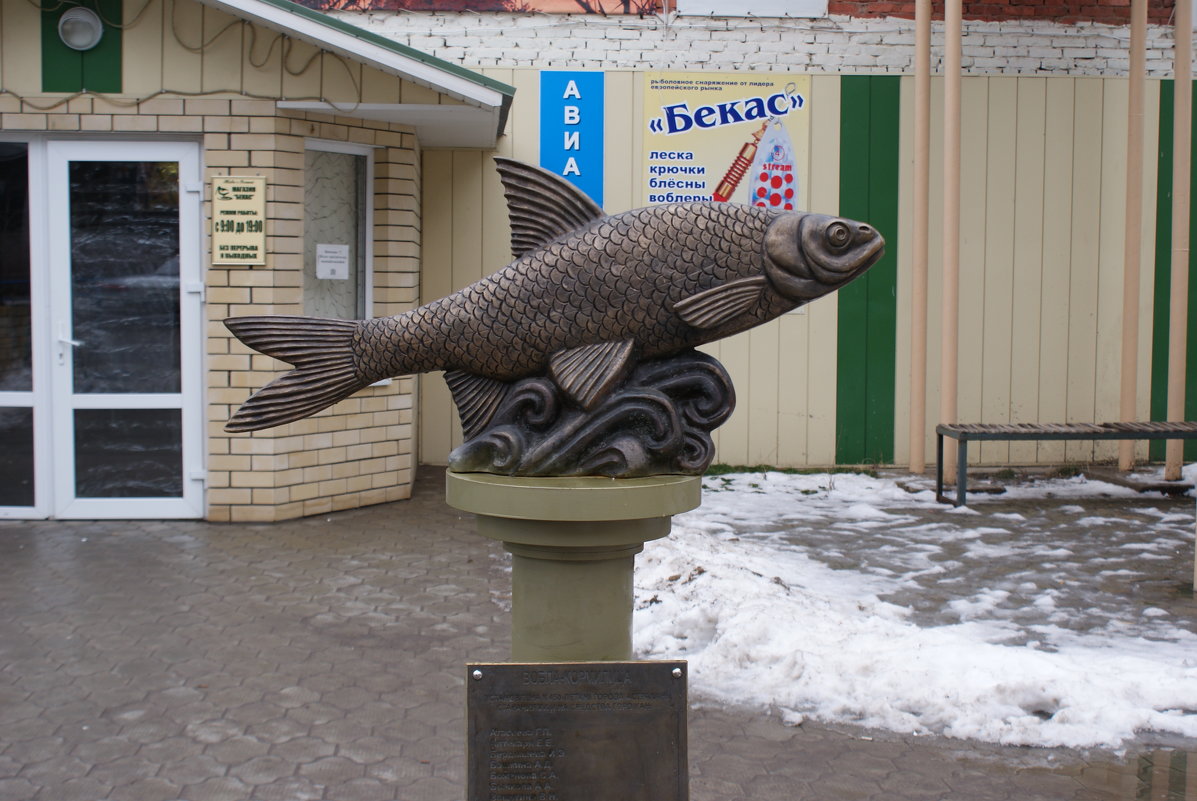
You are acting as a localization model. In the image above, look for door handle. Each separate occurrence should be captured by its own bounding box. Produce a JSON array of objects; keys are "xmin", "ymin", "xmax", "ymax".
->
[{"xmin": 58, "ymin": 324, "xmax": 82, "ymax": 348}]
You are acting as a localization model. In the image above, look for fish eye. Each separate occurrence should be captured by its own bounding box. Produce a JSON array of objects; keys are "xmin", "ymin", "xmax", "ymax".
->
[{"xmin": 827, "ymin": 222, "xmax": 851, "ymax": 249}]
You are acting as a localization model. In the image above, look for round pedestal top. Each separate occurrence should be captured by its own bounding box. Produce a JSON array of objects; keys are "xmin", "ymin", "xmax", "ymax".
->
[{"xmin": 445, "ymin": 471, "xmax": 702, "ymax": 522}]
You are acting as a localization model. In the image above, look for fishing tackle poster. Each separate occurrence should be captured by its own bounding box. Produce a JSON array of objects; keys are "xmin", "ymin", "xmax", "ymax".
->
[{"xmin": 641, "ymin": 73, "xmax": 810, "ymax": 210}]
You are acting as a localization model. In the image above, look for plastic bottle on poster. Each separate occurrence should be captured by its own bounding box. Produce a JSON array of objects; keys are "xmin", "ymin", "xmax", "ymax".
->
[{"xmin": 747, "ymin": 119, "xmax": 798, "ymax": 210}]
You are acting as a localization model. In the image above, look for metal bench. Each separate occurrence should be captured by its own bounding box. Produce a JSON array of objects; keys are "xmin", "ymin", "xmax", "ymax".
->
[{"xmin": 935, "ymin": 421, "xmax": 1197, "ymax": 506}]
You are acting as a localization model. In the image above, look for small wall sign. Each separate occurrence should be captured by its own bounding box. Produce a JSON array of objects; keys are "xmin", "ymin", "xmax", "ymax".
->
[
  {"xmin": 212, "ymin": 176, "xmax": 267, "ymax": 265},
  {"xmin": 315, "ymin": 244, "xmax": 350, "ymax": 280}
]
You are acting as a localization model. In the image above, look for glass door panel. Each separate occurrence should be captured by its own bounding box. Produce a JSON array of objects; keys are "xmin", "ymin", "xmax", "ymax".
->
[
  {"xmin": 69, "ymin": 160, "xmax": 181, "ymax": 394},
  {"xmin": 0, "ymin": 143, "xmax": 32, "ymax": 392},
  {"xmin": 49, "ymin": 140, "xmax": 202, "ymax": 519},
  {"xmin": 0, "ymin": 407, "xmax": 34, "ymax": 507},
  {"xmin": 73, "ymin": 408, "xmax": 183, "ymax": 498},
  {"xmin": 0, "ymin": 142, "xmax": 37, "ymax": 514}
]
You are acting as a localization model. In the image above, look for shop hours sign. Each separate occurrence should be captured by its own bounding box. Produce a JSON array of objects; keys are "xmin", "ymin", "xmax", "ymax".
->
[{"xmin": 212, "ymin": 176, "xmax": 267, "ymax": 265}]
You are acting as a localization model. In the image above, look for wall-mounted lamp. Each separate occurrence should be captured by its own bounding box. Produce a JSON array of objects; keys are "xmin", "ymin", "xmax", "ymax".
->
[{"xmin": 58, "ymin": 7, "xmax": 104, "ymax": 51}]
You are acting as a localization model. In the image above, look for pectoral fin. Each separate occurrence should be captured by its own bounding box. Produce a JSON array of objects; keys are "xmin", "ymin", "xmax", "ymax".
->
[
  {"xmin": 445, "ymin": 370, "xmax": 510, "ymax": 439},
  {"xmin": 549, "ymin": 339, "xmax": 636, "ymax": 410},
  {"xmin": 673, "ymin": 275, "xmax": 768, "ymax": 329}
]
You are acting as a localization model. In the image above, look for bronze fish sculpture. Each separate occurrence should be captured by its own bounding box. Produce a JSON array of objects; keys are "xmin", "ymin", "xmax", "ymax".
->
[{"xmin": 225, "ymin": 158, "xmax": 884, "ymax": 435}]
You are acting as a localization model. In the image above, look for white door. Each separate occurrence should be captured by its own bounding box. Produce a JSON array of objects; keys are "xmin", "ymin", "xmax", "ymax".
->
[{"xmin": 36, "ymin": 140, "xmax": 203, "ymax": 518}]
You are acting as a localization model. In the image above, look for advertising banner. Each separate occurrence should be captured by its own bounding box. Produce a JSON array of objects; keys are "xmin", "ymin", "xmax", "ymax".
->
[
  {"xmin": 641, "ymin": 73, "xmax": 810, "ymax": 210},
  {"xmin": 540, "ymin": 71, "xmax": 605, "ymax": 207}
]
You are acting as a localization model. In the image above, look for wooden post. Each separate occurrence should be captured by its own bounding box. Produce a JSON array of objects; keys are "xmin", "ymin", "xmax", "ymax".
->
[
  {"xmin": 909, "ymin": 0, "xmax": 931, "ymax": 475},
  {"xmin": 940, "ymin": 0, "xmax": 962, "ymax": 482},
  {"xmin": 1119, "ymin": 0, "xmax": 1147, "ymax": 471},
  {"xmin": 1167, "ymin": 0, "xmax": 1193, "ymax": 482}
]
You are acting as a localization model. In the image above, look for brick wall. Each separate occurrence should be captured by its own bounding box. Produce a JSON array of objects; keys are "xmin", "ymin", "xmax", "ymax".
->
[
  {"xmin": 827, "ymin": 0, "xmax": 1174, "ymax": 25},
  {"xmin": 202, "ymin": 103, "xmax": 422, "ymax": 523},
  {"xmin": 343, "ymin": 10, "xmax": 1181, "ymax": 76},
  {"xmin": 0, "ymin": 94, "xmax": 421, "ymax": 522}
]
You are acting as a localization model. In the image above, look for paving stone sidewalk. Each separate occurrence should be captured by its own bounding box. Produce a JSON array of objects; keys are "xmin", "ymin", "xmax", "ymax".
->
[{"xmin": 0, "ymin": 468, "xmax": 1193, "ymax": 801}]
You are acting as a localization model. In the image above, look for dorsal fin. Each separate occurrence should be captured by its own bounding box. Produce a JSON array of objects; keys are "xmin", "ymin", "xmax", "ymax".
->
[
  {"xmin": 494, "ymin": 157, "xmax": 606, "ymax": 259},
  {"xmin": 673, "ymin": 275, "xmax": 769, "ymax": 329},
  {"xmin": 549, "ymin": 340, "xmax": 636, "ymax": 411},
  {"xmin": 445, "ymin": 370, "xmax": 510, "ymax": 439}
]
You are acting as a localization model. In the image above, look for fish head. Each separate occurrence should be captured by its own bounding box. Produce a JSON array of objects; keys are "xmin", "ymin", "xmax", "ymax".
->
[{"xmin": 762, "ymin": 212, "xmax": 885, "ymax": 302}]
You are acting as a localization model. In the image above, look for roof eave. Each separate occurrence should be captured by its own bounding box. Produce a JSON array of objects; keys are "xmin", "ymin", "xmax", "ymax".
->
[{"xmin": 197, "ymin": 0, "xmax": 514, "ymax": 137}]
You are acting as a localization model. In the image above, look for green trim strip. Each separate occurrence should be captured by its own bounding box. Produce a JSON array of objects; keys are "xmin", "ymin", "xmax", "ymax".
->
[
  {"xmin": 1150, "ymin": 79, "xmax": 1197, "ymax": 460},
  {"xmin": 42, "ymin": 0, "xmax": 122, "ymax": 93},
  {"xmin": 1151, "ymin": 80, "xmax": 1172, "ymax": 460},
  {"xmin": 836, "ymin": 76, "xmax": 871, "ymax": 464},
  {"xmin": 836, "ymin": 75, "xmax": 900, "ymax": 465}
]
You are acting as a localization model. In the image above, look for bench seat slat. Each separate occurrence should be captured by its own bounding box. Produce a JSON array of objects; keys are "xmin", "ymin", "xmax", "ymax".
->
[
  {"xmin": 936, "ymin": 420, "xmax": 1197, "ymax": 506},
  {"xmin": 937, "ymin": 421, "xmax": 1197, "ymax": 441}
]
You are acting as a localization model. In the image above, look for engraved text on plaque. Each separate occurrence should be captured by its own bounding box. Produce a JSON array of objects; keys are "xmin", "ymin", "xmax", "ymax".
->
[{"xmin": 467, "ymin": 661, "xmax": 688, "ymax": 801}]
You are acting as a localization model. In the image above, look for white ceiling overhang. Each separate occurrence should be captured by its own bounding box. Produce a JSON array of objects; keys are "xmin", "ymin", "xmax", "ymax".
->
[
  {"xmin": 275, "ymin": 102, "xmax": 500, "ymax": 149},
  {"xmin": 197, "ymin": 0, "xmax": 515, "ymax": 147}
]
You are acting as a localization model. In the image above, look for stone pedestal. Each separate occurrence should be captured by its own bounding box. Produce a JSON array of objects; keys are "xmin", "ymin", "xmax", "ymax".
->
[{"xmin": 446, "ymin": 472, "xmax": 701, "ymax": 662}]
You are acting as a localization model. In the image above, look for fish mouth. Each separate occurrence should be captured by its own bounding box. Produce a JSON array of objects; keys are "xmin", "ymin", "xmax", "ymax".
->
[{"xmin": 763, "ymin": 213, "xmax": 886, "ymax": 302}]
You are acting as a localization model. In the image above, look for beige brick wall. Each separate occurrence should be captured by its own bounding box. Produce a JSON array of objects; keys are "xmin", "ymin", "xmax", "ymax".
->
[
  {"xmin": 206, "ymin": 110, "xmax": 423, "ymax": 523},
  {"xmin": 3, "ymin": 95, "xmax": 422, "ymax": 522}
]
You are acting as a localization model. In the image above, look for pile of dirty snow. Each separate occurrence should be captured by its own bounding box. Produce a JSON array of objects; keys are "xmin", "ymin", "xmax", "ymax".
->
[{"xmin": 634, "ymin": 470, "xmax": 1197, "ymax": 749}]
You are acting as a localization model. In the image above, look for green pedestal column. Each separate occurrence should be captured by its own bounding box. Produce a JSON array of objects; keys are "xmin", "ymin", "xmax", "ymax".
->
[{"xmin": 446, "ymin": 472, "xmax": 701, "ymax": 662}]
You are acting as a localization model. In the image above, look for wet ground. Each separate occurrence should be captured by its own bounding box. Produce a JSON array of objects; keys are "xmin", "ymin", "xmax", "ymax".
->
[{"xmin": 0, "ymin": 467, "xmax": 1195, "ymax": 800}]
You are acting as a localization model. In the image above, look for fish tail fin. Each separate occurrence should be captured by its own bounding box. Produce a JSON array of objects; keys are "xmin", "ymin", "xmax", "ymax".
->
[{"xmin": 224, "ymin": 316, "xmax": 368, "ymax": 432}]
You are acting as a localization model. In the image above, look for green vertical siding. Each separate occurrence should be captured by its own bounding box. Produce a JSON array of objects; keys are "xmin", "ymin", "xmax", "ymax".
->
[
  {"xmin": 42, "ymin": 0, "xmax": 122, "ymax": 94},
  {"xmin": 1151, "ymin": 80, "xmax": 1197, "ymax": 460},
  {"xmin": 836, "ymin": 75, "xmax": 900, "ymax": 465}
]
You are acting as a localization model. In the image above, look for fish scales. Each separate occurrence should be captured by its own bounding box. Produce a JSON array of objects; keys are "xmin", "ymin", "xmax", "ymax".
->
[{"xmin": 354, "ymin": 202, "xmax": 786, "ymax": 384}]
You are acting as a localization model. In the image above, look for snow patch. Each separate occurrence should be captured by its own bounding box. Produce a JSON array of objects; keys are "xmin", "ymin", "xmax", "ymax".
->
[{"xmin": 634, "ymin": 471, "xmax": 1197, "ymax": 749}]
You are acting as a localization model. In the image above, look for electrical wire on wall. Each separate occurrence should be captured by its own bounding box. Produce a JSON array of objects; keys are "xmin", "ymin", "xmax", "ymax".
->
[
  {"xmin": 27, "ymin": 0, "xmax": 157, "ymax": 28},
  {"xmin": 3, "ymin": 0, "xmax": 368, "ymax": 113}
]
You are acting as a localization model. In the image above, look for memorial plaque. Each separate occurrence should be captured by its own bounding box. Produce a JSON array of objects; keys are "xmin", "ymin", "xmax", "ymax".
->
[{"xmin": 467, "ymin": 661, "xmax": 688, "ymax": 801}]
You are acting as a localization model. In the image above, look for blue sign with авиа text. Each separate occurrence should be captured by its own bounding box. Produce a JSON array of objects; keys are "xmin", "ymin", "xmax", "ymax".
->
[{"xmin": 540, "ymin": 71, "xmax": 604, "ymax": 208}]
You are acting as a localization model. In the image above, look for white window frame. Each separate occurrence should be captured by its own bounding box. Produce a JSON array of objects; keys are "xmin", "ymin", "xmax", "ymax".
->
[{"xmin": 304, "ymin": 139, "xmax": 376, "ymax": 319}]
